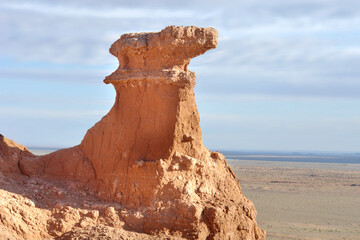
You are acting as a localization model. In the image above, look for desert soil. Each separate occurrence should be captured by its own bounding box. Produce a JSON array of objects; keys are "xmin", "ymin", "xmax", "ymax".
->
[{"xmin": 229, "ymin": 160, "xmax": 360, "ymax": 240}]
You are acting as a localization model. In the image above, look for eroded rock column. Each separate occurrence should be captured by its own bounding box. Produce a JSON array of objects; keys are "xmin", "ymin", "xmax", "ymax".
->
[
  {"xmin": 19, "ymin": 26, "xmax": 265, "ymax": 240},
  {"xmin": 76, "ymin": 26, "xmax": 217, "ymax": 204}
]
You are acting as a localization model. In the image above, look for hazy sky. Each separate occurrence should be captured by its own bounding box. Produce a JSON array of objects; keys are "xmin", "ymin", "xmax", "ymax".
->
[{"xmin": 1, "ymin": 0, "xmax": 359, "ymax": 152}]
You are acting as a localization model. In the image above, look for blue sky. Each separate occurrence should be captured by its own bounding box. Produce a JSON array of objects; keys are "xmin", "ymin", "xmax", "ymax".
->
[{"xmin": 1, "ymin": 0, "xmax": 359, "ymax": 152}]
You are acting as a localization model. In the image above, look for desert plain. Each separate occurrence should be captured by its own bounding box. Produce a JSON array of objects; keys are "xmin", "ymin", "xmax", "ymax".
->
[{"xmin": 228, "ymin": 158, "xmax": 360, "ymax": 240}]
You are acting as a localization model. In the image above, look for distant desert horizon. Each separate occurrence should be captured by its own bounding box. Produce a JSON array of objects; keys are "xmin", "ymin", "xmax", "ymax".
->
[{"xmin": 229, "ymin": 159, "xmax": 360, "ymax": 240}]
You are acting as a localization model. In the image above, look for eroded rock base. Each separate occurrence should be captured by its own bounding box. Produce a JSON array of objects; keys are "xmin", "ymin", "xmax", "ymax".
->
[{"xmin": 1, "ymin": 135, "xmax": 265, "ymax": 239}]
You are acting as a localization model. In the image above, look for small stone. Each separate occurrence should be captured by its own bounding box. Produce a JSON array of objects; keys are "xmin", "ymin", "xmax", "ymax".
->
[
  {"xmin": 88, "ymin": 210, "xmax": 99, "ymax": 220},
  {"xmin": 104, "ymin": 207, "xmax": 116, "ymax": 218},
  {"xmin": 24, "ymin": 199, "xmax": 35, "ymax": 207},
  {"xmin": 182, "ymin": 134, "xmax": 194, "ymax": 142}
]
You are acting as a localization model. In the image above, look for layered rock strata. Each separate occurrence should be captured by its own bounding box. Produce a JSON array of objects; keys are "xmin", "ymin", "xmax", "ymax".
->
[{"xmin": 18, "ymin": 26, "xmax": 265, "ymax": 239}]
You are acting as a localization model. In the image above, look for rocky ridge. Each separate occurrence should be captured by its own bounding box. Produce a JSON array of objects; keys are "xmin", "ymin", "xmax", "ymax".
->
[{"xmin": 1, "ymin": 26, "xmax": 265, "ymax": 239}]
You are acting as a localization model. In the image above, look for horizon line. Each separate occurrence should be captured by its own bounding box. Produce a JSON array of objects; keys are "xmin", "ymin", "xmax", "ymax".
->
[{"xmin": 27, "ymin": 146, "xmax": 360, "ymax": 155}]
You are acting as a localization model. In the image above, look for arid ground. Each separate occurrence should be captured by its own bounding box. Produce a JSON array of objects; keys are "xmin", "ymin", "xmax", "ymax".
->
[
  {"xmin": 2, "ymin": 147, "xmax": 359, "ymax": 239},
  {"xmin": 229, "ymin": 159, "xmax": 360, "ymax": 240}
]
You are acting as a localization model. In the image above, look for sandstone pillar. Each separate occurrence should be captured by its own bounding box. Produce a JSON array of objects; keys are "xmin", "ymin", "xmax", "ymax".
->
[{"xmin": 19, "ymin": 26, "xmax": 265, "ymax": 240}]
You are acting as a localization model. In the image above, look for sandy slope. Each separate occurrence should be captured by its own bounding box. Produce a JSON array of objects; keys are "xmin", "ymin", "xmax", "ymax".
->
[{"xmin": 229, "ymin": 160, "xmax": 360, "ymax": 240}]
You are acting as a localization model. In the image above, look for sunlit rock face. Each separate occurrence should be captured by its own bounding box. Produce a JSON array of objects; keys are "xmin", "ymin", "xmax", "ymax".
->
[
  {"xmin": 0, "ymin": 134, "xmax": 34, "ymax": 176},
  {"xmin": 18, "ymin": 26, "xmax": 265, "ymax": 240}
]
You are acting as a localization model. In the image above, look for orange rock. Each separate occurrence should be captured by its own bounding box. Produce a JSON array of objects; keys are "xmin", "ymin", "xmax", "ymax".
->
[
  {"xmin": 18, "ymin": 26, "xmax": 265, "ymax": 239},
  {"xmin": 0, "ymin": 134, "xmax": 34, "ymax": 176}
]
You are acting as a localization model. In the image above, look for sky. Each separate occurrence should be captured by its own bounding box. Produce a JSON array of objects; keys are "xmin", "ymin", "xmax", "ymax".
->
[{"xmin": 1, "ymin": 0, "xmax": 359, "ymax": 152}]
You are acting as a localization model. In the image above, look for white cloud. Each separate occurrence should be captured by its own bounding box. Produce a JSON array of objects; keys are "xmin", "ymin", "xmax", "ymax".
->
[
  {"xmin": 0, "ymin": 2, "xmax": 195, "ymax": 19},
  {"xmin": 1, "ymin": 0, "xmax": 360, "ymax": 150},
  {"xmin": 0, "ymin": 106, "xmax": 107, "ymax": 119}
]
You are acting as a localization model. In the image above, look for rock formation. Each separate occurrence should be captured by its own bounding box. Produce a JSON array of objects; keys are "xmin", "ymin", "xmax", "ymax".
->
[
  {"xmin": 7, "ymin": 26, "xmax": 265, "ymax": 239},
  {"xmin": 0, "ymin": 134, "xmax": 34, "ymax": 176}
]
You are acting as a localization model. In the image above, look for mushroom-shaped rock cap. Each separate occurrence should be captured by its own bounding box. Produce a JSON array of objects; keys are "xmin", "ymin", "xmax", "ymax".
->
[{"xmin": 105, "ymin": 26, "xmax": 217, "ymax": 84}]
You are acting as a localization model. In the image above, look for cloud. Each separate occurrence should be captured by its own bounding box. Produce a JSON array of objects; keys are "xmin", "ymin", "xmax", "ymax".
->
[
  {"xmin": 0, "ymin": 1, "xmax": 222, "ymax": 65},
  {"xmin": 1, "ymin": 0, "xmax": 360, "ymax": 150},
  {"xmin": 0, "ymin": 106, "xmax": 107, "ymax": 119},
  {"xmin": 0, "ymin": 2, "xmax": 196, "ymax": 19},
  {"xmin": 0, "ymin": 65, "xmax": 110, "ymax": 83}
]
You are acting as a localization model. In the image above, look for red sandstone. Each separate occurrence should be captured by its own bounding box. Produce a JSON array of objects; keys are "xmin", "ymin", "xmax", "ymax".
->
[{"xmin": 2, "ymin": 26, "xmax": 265, "ymax": 239}]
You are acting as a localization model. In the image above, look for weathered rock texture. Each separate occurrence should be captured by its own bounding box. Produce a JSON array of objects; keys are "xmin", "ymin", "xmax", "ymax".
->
[
  {"xmin": 16, "ymin": 26, "xmax": 265, "ymax": 239},
  {"xmin": 0, "ymin": 134, "xmax": 34, "ymax": 176}
]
